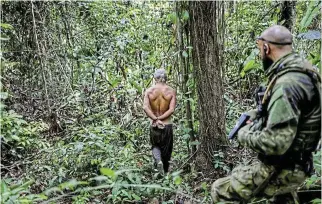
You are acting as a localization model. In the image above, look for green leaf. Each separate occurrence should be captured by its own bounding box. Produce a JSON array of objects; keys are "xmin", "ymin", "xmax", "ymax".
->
[
  {"xmin": 201, "ymin": 182, "xmax": 207, "ymax": 190},
  {"xmin": 130, "ymin": 80, "xmax": 142, "ymax": 93},
  {"xmin": 168, "ymin": 12, "xmax": 177, "ymax": 24},
  {"xmin": 11, "ymin": 187, "xmax": 28, "ymax": 195},
  {"xmin": 126, "ymin": 173, "xmax": 135, "ymax": 183},
  {"xmin": 132, "ymin": 193, "xmax": 140, "ymax": 201},
  {"xmin": 173, "ymin": 176, "xmax": 182, "ymax": 185},
  {"xmin": 89, "ymin": 176, "xmax": 108, "ymax": 182},
  {"xmin": 300, "ymin": 1, "xmax": 321, "ymax": 31},
  {"xmin": 190, "ymin": 141, "xmax": 200, "ymax": 146},
  {"xmin": 240, "ymin": 70, "xmax": 246, "ymax": 78},
  {"xmin": 182, "ymin": 51, "xmax": 188, "ymax": 58},
  {"xmin": 34, "ymin": 193, "xmax": 48, "ymax": 200},
  {"xmin": 1, "ymin": 181, "xmax": 9, "ymax": 201},
  {"xmin": 11, "ymin": 135, "xmax": 20, "ymax": 141},
  {"xmin": 100, "ymin": 168, "xmax": 115, "ymax": 178},
  {"xmin": 243, "ymin": 60, "xmax": 255, "ymax": 72},
  {"xmin": 0, "ymin": 23, "xmax": 13, "ymax": 30},
  {"xmin": 58, "ymin": 179, "xmax": 87, "ymax": 190},
  {"xmin": 182, "ymin": 10, "xmax": 189, "ymax": 21},
  {"xmin": 44, "ymin": 187, "xmax": 63, "ymax": 195},
  {"xmin": 311, "ymin": 198, "xmax": 322, "ymax": 204},
  {"xmin": 240, "ymin": 59, "xmax": 261, "ymax": 77},
  {"xmin": 182, "ymin": 134, "xmax": 190, "ymax": 140},
  {"xmin": 112, "ymin": 186, "xmax": 119, "ymax": 196},
  {"xmin": 110, "ymin": 78, "xmax": 120, "ymax": 88},
  {"xmin": 121, "ymin": 190, "xmax": 129, "ymax": 197},
  {"xmin": 1, "ymin": 180, "xmax": 8, "ymax": 193},
  {"xmin": 0, "ymin": 36, "xmax": 10, "ymax": 41},
  {"xmin": 171, "ymin": 170, "xmax": 182, "ymax": 177}
]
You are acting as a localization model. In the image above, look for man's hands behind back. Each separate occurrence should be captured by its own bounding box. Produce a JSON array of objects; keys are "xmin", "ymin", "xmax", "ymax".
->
[{"xmin": 152, "ymin": 119, "xmax": 165, "ymax": 129}]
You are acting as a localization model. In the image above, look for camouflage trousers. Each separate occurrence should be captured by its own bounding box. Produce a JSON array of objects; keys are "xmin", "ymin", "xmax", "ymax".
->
[{"xmin": 211, "ymin": 161, "xmax": 307, "ymax": 203}]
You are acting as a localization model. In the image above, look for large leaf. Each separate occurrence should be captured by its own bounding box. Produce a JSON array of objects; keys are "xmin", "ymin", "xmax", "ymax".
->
[
  {"xmin": 240, "ymin": 48, "xmax": 261, "ymax": 77},
  {"xmin": 243, "ymin": 60, "xmax": 256, "ymax": 72},
  {"xmin": 240, "ymin": 60, "xmax": 260, "ymax": 77},
  {"xmin": 300, "ymin": 1, "xmax": 321, "ymax": 31}
]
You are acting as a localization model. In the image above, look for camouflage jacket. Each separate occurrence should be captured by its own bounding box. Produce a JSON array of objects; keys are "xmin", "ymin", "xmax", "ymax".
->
[{"xmin": 238, "ymin": 52, "xmax": 321, "ymax": 159}]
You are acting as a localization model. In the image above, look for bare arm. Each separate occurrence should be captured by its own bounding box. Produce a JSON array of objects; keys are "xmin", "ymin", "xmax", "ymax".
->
[
  {"xmin": 158, "ymin": 90, "xmax": 176, "ymax": 120},
  {"xmin": 143, "ymin": 90, "xmax": 158, "ymax": 121}
]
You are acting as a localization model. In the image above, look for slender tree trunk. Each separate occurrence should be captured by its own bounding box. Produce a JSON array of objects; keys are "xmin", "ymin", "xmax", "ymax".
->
[
  {"xmin": 184, "ymin": 31, "xmax": 196, "ymax": 155},
  {"xmin": 279, "ymin": 1, "xmax": 296, "ymax": 31},
  {"xmin": 176, "ymin": 3, "xmax": 196, "ymax": 155},
  {"xmin": 189, "ymin": 1, "xmax": 227, "ymax": 172}
]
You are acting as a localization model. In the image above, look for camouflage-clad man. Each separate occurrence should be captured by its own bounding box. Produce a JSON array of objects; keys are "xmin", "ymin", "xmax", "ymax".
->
[{"xmin": 211, "ymin": 25, "xmax": 321, "ymax": 203}]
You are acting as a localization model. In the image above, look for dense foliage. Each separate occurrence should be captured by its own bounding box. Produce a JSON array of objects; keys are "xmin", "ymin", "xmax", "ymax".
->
[{"xmin": 1, "ymin": 1, "xmax": 321, "ymax": 203}]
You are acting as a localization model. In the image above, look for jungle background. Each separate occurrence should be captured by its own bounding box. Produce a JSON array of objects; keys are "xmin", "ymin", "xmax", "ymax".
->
[{"xmin": 0, "ymin": 1, "xmax": 321, "ymax": 203}]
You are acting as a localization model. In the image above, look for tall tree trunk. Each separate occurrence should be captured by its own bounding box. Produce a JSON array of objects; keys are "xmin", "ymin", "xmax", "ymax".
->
[
  {"xmin": 189, "ymin": 1, "xmax": 226, "ymax": 172},
  {"xmin": 279, "ymin": 1, "xmax": 296, "ymax": 31}
]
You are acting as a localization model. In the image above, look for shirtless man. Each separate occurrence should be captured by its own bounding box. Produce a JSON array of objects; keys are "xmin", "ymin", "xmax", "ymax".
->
[{"xmin": 143, "ymin": 69, "xmax": 176, "ymax": 174}]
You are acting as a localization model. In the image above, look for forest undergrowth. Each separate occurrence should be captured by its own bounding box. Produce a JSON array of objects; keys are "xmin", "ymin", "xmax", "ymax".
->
[
  {"xmin": 2, "ymin": 82, "xmax": 320, "ymax": 203},
  {"xmin": 1, "ymin": 73, "xmax": 256, "ymax": 204}
]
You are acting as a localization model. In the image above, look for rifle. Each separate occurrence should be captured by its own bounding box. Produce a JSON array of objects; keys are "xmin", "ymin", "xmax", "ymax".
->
[
  {"xmin": 228, "ymin": 113, "xmax": 250, "ymax": 140},
  {"xmin": 228, "ymin": 85, "xmax": 266, "ymax": 140}
]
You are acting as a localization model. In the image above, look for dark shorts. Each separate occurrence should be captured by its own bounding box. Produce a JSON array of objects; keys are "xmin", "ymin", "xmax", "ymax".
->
[{"xmin": 150, "ymin": 124, "xmax": 173, "ymax": 171}]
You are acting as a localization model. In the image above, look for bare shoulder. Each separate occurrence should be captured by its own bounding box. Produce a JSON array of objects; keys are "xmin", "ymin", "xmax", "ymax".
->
[
  {"xmin": 145, "ymin": 86, "xmax": 155, "ymax": 95},
  {"xmin": 165, "ymin": 85, "xmax": 176, "ymax": 95}
]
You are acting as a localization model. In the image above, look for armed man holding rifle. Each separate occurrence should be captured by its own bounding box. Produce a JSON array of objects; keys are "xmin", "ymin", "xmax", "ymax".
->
[{"xmin": 211, "ymin": 25, "xmax": 321, "ymax": 203}]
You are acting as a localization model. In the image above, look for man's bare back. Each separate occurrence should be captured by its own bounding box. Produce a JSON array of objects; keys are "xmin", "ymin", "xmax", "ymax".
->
[
  {"xmin": 143, "ymin": 68, "xmax": 176, "ymax": 174},
  {"xmin": 143, "ymin": 84, "xmax": 176, "ymax": 126}
]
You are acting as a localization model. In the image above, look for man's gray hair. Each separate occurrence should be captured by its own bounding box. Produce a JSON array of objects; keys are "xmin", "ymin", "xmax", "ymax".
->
[{"xmin": 154, "ymin": 68, "xmax": 167, "ymax": 82}]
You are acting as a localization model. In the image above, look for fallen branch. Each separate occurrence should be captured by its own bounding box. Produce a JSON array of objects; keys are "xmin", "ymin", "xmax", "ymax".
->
[{"xmin": 177, "ymin": 149, "xmax": 198, "ymax": 170}]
